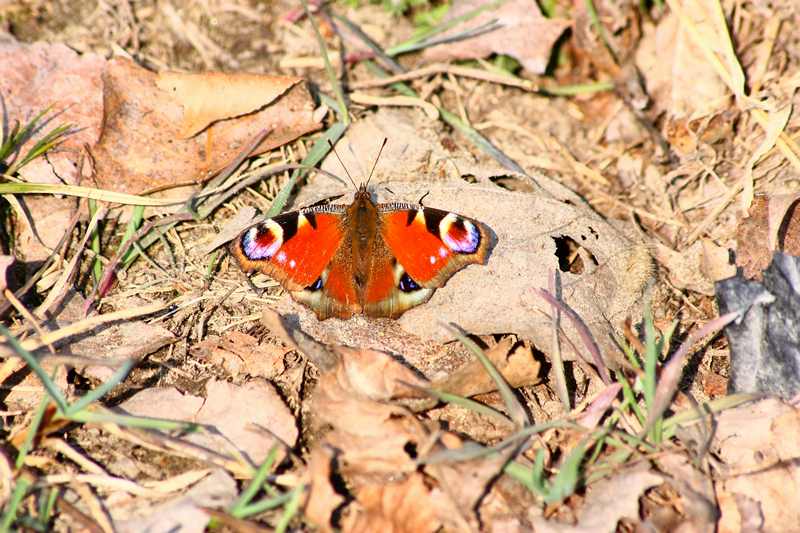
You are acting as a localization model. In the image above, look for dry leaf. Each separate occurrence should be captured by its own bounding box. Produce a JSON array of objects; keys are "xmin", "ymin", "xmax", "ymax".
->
[
  {"xmin": 531, "ymin": 464, "xmax": 663, "ymax": 532},
  {"xmin": 430, "ymin": 337, "xmax": 541, "ymax": 400},
  {"xmin": 190, "ymin": 332, "xmax": 285, "ymax": 379},
  {"xmin": 113, "ymin": 469, "xmax": 236, "ymax": 533},
  {"xmin": 636, "ymin": 11, "xmax": 731, "ymax": 124},
  {"xmin": 310, "ymin": 347, "xmax": 428, "ymax": 478},
  {"xmin": 304, "ymin": 447, "xmax": 345, "ymax": 533},
  {"xmin": 421, "ymin": 0, "xmax": 570, "ymax": 74},
  {"xmin": 654, "ymin": 240, "xmax": 716, "ymax": 295},
  {"xmin": 712, "ymin": 398, "xmax": 800, "ymax": 532},
  {"xmin": 156, "ymin": 72, "xmax": 301, "ymax": 138},
  {"xmin": 0, "ymin": 40, "xmax": 104, "ymax": 260},
  {"xmin": 344, "ymin": 473, "xmax": 441, "ymax": 533},
  {"xmin": 736, "ymin": 195, "xmax": 800, "ymax": 280},
  {"xmin": 120, "ymin": 379, "xmax": 297, "ymax": 464},
  {"xmin": 92, "ymin": 57, "xmax": 321, "ymax": 195}
]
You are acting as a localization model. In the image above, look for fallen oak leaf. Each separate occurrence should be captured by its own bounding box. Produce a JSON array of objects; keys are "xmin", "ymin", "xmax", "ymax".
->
[
  {"xmin": 156, "ymin": 72, "xmax": 302, "ymax": 138},
  {"xmin": 93, "ymin": 57, "xmax": 322, "ymax": 195}
]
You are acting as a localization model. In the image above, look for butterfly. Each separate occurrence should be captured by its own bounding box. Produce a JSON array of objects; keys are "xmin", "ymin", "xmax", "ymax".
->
[{"xmin": 230, "ymin": 143, "xmax": 492, "ymax": 319}]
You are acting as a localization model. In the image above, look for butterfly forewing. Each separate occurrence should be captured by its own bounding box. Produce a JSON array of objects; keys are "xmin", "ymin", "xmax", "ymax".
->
[
  {"xmin": 378, "ymin": 204, "xmax": 490, "ymax": 288},
  {"xmin": 231, "ymin": 208, "xmax": 346, "ymax": 291}
]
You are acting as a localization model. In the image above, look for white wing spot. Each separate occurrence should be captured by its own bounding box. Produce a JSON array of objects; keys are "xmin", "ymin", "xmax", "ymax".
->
[
  {"xmin": 289, "ymin": 259, "xmax": 296, "ymax": 268},
  {"xmin": 276, "ymin": 251, "xmax": 287, "ymax": 264},
  {"xmin": 429, "ymin": 256, "xmax": 436, "ymax": 264},
  {"xmin": 438, "ymin": 246, "xmax": 448, "ymax": 258}
]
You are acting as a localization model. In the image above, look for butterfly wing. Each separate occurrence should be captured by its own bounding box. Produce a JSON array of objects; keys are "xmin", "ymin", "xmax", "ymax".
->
[
  {"xmin": 230, "ymin": 207, "xmax": 346, "ymax": 292},
  {"xmin": 230, "ymin": 206, "xmax": 364, "ymax": 319},
  {"xmin": 366, "ymin": 203, "xmax": 490, "ymax": 317}
]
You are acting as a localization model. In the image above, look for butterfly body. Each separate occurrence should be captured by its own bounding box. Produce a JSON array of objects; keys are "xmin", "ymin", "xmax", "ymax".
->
[{"xmin": 231, "ymin": 185, "xmax": 491, "ymax": 319}]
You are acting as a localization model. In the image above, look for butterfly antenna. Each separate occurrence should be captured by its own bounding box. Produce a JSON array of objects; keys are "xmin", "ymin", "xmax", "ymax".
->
[
  {"xmin": 327, "ymin": 139, "xmax": 358, "ymax": 190},
  {"xmin": 365, "ymin": 137, "xmax": 388, "ymax": 189}
]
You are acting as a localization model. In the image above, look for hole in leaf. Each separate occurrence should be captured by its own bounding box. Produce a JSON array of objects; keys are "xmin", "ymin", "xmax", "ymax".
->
[{"xmin": 552, "ymin": 235, "xmax": 598, "ymax": 274}]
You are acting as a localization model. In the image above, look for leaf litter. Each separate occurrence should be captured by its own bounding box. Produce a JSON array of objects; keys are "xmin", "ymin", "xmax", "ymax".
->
[{"xmin": 2, "ymin": 0, "xmax": 800, "ymax": 531}]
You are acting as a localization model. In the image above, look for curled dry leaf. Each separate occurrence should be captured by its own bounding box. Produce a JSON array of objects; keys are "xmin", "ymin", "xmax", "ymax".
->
[
  {"xmin": 304, "ymin": 446, "xmax": 345, "ymax": 533},
  {"xmin": 421, "ymin": 0, "xmax": 570, "ymax": 75},
  {"xmin": 343, "ymin": 473, "xmax": 441, "ymax": 533},
  {"xmin": 93, "ymin": 57, "xmax": 321, "ymax": 195},
  {"xmin": 120, "ymin": 378, "xmax": 297, "ymax": 464},
  {"xmin": 530, "ymin": 463, "xmax": 663, "ymax": 533},
  {"xmin": 429, "ymin": 336, "xmax": 541, "ymax": 400},
  {"xmin": 636, "ymin": 11, "xmax": 732, "ymax": 155},
  {"xmin": 310, "ymin": 347, "xmax": 429, "ymax": 478},
  {"xmin": 652, "ymin": 453, "xmax": 717, "ymax": 532},
  {"xmin": 156, "ymin": 71, "xmax": 301, "ymax": 138}
]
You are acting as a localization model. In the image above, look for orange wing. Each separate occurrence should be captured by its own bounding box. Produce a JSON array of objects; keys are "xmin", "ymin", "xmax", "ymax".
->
[
  {"xmin": 231, "ymin": 209, "xmax": 345, "ymax": 291},
  {"xmin": 379, "ymin": 205, "xmax": 491, "ymax": 288}
]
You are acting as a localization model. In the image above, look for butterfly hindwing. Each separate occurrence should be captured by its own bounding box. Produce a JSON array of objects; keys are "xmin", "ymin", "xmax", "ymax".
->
[
  {"xmin": 231, "ymin": 207, "xmax": 346, "ymax": 292},
  {"xmin": 378, "ymin": 204, "xmax": 490, "ymax": 289}
]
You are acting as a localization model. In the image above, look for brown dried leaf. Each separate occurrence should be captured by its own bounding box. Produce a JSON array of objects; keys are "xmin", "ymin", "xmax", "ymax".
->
[
  {"xmin": 304, "ymin": 447, "xmax": 345, "ymax": 533},
  {"xmin": 531, "ymin": 464, "xmax": 662, "ymax": 532},
  {"xmin": 120, "ymin": 379, "xmax": 297, "ymax": 464},
  {"xmin": 155, "ymin": 72, "xmax": 301, "ymax": 138},
  {"xmin": 636, "ymin": 12, "xmax": 730, "ymax": 125},
  {"xmin": 344, "ymin": 473, "xmax": 441, "ymax": 533},
  {"xmin": 421, "ymin": 0, "xmax": 570, "ymax": 74},
  {"xmin": 712, "ymin": 398, "xmax": 800, "ymax": 531},
  {"xmin": 311, "ymin": 347, "xmax": 429, "ymax": 478},
  {"xmin": 190, "ymin": 332, "xmax": 285, "ymax": 380},
  {"xmin": 736, "ymin": 195, "xmax": 800, "ymax": 279},
  {"xmin": 93, "ymin": 57, "xmax": 321, "ymax": 195},
  {"xmin": 0, "ymin": 40, "xmax": 104, "ymax": 186},
  {"xmin": 430, "ymin": 337, "xmax": 541, "ymax": 399},
  {"xmin": 0, "ymin": 40, "xmax": 104, "ymax": 260}
]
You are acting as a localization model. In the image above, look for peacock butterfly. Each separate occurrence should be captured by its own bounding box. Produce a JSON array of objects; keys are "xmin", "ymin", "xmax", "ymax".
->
[{"xmin": 230, "ymin": 142, "xmax": 492, "ymax": 319}]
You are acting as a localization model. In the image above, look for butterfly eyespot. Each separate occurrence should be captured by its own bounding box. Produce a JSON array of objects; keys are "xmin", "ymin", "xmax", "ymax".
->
[
  {"xmin": 306, "ymin": 277, "xmax": 324, "ymax": 291},
  {"xmin": 398, "ymin": 272, "xmax": 421, "ymax": 293}
]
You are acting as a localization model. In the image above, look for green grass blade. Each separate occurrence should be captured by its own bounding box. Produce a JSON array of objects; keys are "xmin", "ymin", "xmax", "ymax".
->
[
  {"xmin": 64, "ymin": 359, "xmax": 135, "ymax": 416},
  {"xmin": 119, "ymin": 205, "xmax": 145, "ymax": 264},
  {"xmin": 274, "ymin": 484, "xmax": 305, "ymax": 533},
  {"xmin": 65, "ymin": 409, "xmax": 196, "ymax": 431},
  {"xmin": 0, "ymin": 476, "xmax": 31, "ymax": 532},
  {"xmin": 0, "ymin": 326, "xmax": 69, "ymax": 413},
  {"xmin": 544, "ymin": 437, "xmax": 590, "ymax": 503},
  {"xmin": 230, "ymin": 444, "xmax": 280, "ymax": 516},
  {"xmin": 15, "ymin": 393, "xmax": 50, "ymax": 469},
  {"xmin": 235, "ymin": 492, "xmax": 294, "ymax": 518}
]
